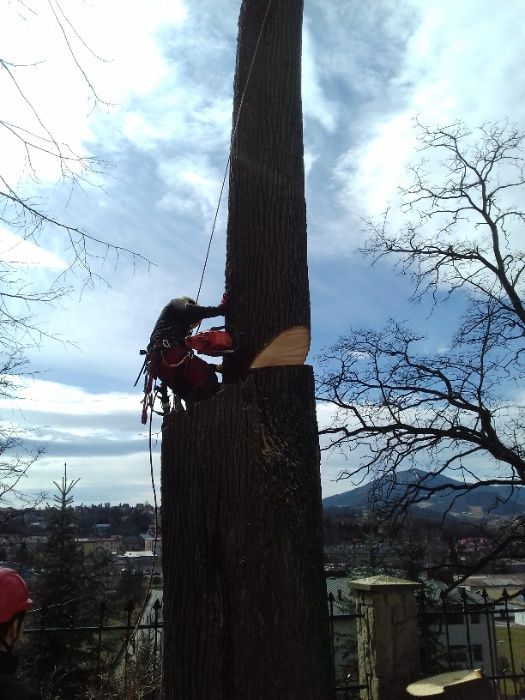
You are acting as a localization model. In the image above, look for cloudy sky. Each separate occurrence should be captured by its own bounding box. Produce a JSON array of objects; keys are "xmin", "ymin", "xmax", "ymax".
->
[{"xmin": 1, "ymin": 0, "xmax": 524, "ymax": 504}]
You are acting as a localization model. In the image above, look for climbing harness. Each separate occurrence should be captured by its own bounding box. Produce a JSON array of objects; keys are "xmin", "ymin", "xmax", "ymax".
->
[{"xmin": 136, "ymin": 326, "xmax": 237, "ymax": 423}]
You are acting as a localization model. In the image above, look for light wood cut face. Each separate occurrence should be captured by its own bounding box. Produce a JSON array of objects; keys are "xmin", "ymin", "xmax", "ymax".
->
[
  {"xmin": 250, "ymin": 325, "xmax": 310, "ymax": 368},
  {"xmin": 407, "ymin": 669, "xmax": 484, "ymax": 696}
]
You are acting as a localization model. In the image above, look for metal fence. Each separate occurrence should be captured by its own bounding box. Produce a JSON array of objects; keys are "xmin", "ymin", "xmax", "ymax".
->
[
  {"xmin": 20, "ymin": 586, "xmax": 524, "ymax": 699},
  {"xmin": 328, "ymin": 585, "xmax": 525, "ymax": 700},
  {"xmin": 21, "ymin": 593, "xmax": 163, "ymax": 698},
  {"xmin": 328, "ymin": 590, "xmax": 364, "ymax": 699},
  {"xmin": 418, "ymin": 587, "xmax": 525, "ymax": 699},
  {"xmin": 22, "ymin": 590, "xmax": 358, "ymax": 699}
]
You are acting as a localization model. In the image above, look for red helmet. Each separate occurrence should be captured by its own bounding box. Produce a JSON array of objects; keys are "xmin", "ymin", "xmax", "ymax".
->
[{"xmin": 0, "ymin": 568, "xmax": 32, "ymax": 623}]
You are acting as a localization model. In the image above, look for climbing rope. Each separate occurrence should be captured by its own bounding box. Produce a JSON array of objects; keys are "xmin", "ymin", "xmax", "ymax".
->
[
  {"xmin": 110, "ymin": 398, "xmax": 161, "ymax": 672},
  {"xmin": 137, "ymin": 399, "xmax": 161, "ymax": 623},
  {"xmin": 195, "ymin": 0, "xmax": 274, "ymax": 302},
  {"xmin": 139, "ymin": 387, "xmax": 161, "ymax": 613}
]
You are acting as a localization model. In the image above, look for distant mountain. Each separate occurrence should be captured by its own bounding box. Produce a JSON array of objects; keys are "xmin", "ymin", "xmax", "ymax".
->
[{"xmin": 322, "ymin": 468, "xmax": 525, "ymax": 519}]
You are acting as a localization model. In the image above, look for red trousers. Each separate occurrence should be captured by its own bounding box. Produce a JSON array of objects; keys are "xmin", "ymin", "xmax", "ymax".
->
[{"xmin": 152, "ymin": 347, "xmax": 218, "ymax": 403}]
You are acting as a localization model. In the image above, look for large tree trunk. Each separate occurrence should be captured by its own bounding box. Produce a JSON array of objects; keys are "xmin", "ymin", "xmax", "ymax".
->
[
  {"xmin": 223, "ymin": 0, "xmax": 309, "ymax": 381},
  {"xmin": 162, "ymin": 367, "xmax": 331, "ymax": 698},
  {"xmin": 161, "ymin": 1, "xmax": 332, "ymax": 697}
]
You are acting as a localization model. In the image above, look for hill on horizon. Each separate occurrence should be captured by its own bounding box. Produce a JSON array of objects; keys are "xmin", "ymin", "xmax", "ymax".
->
[{"xmin": 322, "ymin": 468, "xmax": 525, "ymax": 519}]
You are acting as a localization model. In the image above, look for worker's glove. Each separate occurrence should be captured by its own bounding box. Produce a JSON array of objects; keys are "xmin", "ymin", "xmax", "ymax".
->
[{"xmin": 220, "ymin": 291, "xmax": 231, "ymax": 307}]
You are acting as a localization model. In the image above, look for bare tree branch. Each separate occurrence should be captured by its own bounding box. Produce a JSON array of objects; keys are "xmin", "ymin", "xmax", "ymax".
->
[
  {"xmin": 0, "ymin": 2, "xmax": 150, "ymax": 509},
  {"xmin": 318, "ymin": 121, "xmax": 525, "ymax": 577}
]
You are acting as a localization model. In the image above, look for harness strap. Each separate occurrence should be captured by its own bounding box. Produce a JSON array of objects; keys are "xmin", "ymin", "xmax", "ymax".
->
[
  {"xmin": 137, "ymin": 338, "xmax": 191, "ymax": 424},
  {"xmin": 133, "ymin": 355, "xmax": 147, "ymax": 387},
  {"xmin": 160, "ymin": 348, "xmax": 191, "ymax": 369}
]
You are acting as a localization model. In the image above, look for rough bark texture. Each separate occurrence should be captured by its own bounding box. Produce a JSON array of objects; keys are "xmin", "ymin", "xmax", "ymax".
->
[
  {"xmin": 161, "ymin": 367, "xmax": 331, "ymax": 698},
  {"xmin": 161, "ymin": 0, "xmax": 331, "ymax": 697},
  {"xmin": 223, "ymin": 0, "xmax": 309, "ymax": 382}
]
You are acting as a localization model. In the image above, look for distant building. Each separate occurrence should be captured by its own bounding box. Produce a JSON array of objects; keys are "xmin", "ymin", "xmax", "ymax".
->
[
  {"xmin": 143, "ymin": 536, "xmax": 162, "ymax": 557},
  {"xmin": 117, "ymin": 550, "xmax": 161, "ymax": 574},
  {"xmin": 421, "ymin": 583, "xmax": 493, "ymax": 671},
  {"xmin": 76, "ymin": 536, "xmax": 123, "ymax": 556},
  {"xmin": 463, "ymin": 574, "xmax": 525, "ymax": 600}
]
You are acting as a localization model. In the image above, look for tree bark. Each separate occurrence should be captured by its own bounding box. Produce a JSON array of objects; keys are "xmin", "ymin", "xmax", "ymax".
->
[
  {"xmin": 161, "ymin": 0, "xmax": 332, "ymax": 697},
  {"xmin": 162, "ymin": 367, "xmax": 331, "ymax": 698},
  {"xmin": 223, "ymin": 0, "xmax": 309, "ymax": 382}
]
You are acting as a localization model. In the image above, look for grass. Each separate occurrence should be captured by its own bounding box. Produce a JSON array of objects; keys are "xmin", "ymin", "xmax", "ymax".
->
[
  {"xmin": 491, "ymin": 627, "xmax": 525, "ymax": 698},
  {"xmin": 496, "ymin": 625, "xmax": 525, "ymax": 672}
]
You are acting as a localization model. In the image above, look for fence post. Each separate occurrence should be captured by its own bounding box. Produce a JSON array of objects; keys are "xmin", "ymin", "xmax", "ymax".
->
[{"xmin": 349, "ymin": 575, "xmax": 421, "ymax": 700}]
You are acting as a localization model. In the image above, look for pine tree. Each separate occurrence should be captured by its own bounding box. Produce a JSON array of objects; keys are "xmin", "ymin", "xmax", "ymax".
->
[
  {"xmin": 23, "ymin": 466, "xmax": 105, "ymax": 697},
  {"xmin": 38, "ymin": 467, "xmax": 85, "ymax": 615}
]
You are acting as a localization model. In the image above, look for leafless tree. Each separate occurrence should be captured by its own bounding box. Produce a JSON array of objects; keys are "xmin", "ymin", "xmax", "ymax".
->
[
  {"xmin": 1, "ymin": 1, "xmax": 150, "ymax": 300},
  {"xmin": 317, "ymin": 121, "xmax": 525, "ymax": 578},
  {"xmin": 0, "ymin": 351, "xmax": 44, "ymax": 520},
  {"xmin": 0, "ymin": 1, "xmax": 149, "ymax": 510}
]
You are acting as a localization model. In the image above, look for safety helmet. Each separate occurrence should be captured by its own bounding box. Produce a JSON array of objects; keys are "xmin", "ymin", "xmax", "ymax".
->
[
  {"xmin": 0, "ymin": 568, "xmax": 32, "ymax": 624},
  {"xmin": 180, "ymin": 296, "xmax": 197, "ymax": 305}
]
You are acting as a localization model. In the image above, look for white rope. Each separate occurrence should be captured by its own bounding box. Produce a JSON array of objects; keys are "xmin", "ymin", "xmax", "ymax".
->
[{"xmin": 195, "ymin": 0, "xmax": 274, "ymax": 302}]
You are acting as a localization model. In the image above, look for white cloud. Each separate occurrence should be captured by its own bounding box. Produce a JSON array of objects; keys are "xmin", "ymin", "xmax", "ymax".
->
[
  {"xmin": 22, "ymin": 452, "xmax": 160, "ymax": 506},
  {"xmin": 401, "ymin": 0, "xmax": 525, "ymax": 126},
  {"xmin": 304, "ymin": 150, "xmax": 318, "ymax": 178},
  {"xmin": 119, "ymin": 92, "xmax": 231, "ymax": 155},
  {"xmin": 1, "ymin": 378, "xmax": 136, "ymax": 417},
  {"xmin": 332, "ymin": 0, "xmax": 525, "ymax": 225},
  {"xmin": 302, "ymin": 22, "xmax": 338, "ymax": 132},
  {"xmin": 0, "ymin": 227, "xmax": 67, "ymax": 270},
  {"xmin": 0, "ymin": 377, "xmax": 152, "ymax": 505},
  {"xmin": 156, "ymin": 156, "xmax": 225, "ymax": 223},
  {"xmin": 0, "ymin": 0, "xmax": 188, "ymax": 184},
  {"xmin": 334, "ymin": 112, "xmax": 415, "ymax": 222}
]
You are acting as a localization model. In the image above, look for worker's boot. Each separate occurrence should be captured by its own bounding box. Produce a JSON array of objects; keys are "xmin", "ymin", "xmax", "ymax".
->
[{"xmin": 159, "ymin": 383, "xmax": 171, "ymax": 415}]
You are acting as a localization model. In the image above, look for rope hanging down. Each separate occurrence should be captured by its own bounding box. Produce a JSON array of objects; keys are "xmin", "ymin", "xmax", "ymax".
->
[
  {"xmin": 195, "ymin": 0, "xmax": 274, "ymax": 302},
  {"xmin": 112, "ymin": 395, "xmax": 160, "ymax": 671}
]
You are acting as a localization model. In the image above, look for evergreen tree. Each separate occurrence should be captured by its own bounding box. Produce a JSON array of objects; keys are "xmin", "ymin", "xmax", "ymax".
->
[
  {"xmin": 22, "ymin": 466, "xmax": 107, "ymax": 698},
  {"xmin": 38, "ymin": 468, "xmax": 85, "ymax": 614}
]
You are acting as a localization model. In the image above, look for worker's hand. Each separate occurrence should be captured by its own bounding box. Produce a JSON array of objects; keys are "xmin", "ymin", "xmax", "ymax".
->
[{"xmin": 220, "ymin": 291, "xmax": 231, "ymax": 306}]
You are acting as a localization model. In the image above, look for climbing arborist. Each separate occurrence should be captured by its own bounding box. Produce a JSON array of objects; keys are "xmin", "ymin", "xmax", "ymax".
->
[
  {"xmin": 0, "ymin": 568, "xmax": 41, "ymax": 700},
  {"xmin": 146, "ymin": 294, "xmax": 229, "ymax": 408}
]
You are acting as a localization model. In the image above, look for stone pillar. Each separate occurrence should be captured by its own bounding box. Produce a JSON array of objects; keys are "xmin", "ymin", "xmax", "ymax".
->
[{"xmin": 349, "ymin": 576, "xmax": 421, "ymax": 700}]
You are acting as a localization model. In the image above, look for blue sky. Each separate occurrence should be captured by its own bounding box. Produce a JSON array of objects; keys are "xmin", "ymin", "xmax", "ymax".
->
[{"xmin": 1, "ymin": 0, "xmax": 525, "ymax": 504}]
